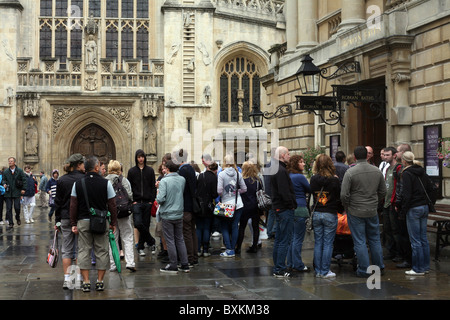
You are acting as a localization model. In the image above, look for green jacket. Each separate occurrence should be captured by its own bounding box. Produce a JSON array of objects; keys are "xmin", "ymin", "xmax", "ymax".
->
[
  {"xmin": 156, "ymin": 173, "xmax": 186, "ymax": 220},
  {"xmin": 2, "ymin": 166, "xmax": 27, "ymax": 198}
]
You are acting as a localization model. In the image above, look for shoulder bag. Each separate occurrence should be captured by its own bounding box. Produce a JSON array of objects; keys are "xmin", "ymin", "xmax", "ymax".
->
[
  {"xmin": 47, "ymin": 229, "xmax": 59, "ymax": 268},
  {"xmin": 81, "ymin": 178, "xmax": 110, "ymax": 234},
  {"xmin": 306, "ymin": 186, "xmax": 324, "ymax": 232},
  {"xmin": 214, "ymin": 171, "xmax": 240, "ymax": 218},
  {"xmin": 256, "ymin": 179, "xmax": 272, "ymax": 211},
  {"xmin": 417, "ymin": 175, "xmax": 437, "ymax": 213}
]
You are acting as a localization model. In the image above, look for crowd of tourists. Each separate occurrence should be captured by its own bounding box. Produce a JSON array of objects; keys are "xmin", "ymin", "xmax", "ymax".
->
[{"xmin": 0, "ymin": 142, "xmax": 437, "ymax": 292}]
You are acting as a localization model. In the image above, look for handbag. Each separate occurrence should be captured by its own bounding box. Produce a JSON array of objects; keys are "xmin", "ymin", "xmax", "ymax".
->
[
  {"xmin": 214, "ymin": 171, "xmax": 240, "ymax": 218},
  {"xmin": 256, "ymin": 179, "xmax": 272, "ymax": 211},
  {"xmin": 306, "ymin": 186, "xmax": 324, "ymax": 232},
  {"xmin": 81, "ymin": 178, "xmax": 110, "ymax": 234},
  {"xmin": 47, "ymin": 229, "xmax": 59, "ymax": 268},
  {"xmin": 417, "ymin": 176, "xmax": 437, "ymax": 213}
]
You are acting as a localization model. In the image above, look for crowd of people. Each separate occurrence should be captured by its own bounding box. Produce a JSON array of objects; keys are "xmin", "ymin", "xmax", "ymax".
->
[{"xmin": 0, "ymin": 142, "xmax": 437, "ymax": 292}]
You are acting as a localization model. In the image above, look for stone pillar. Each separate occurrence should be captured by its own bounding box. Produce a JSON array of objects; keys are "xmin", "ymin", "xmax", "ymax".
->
[
  {"xmin": 0, "ymin": 0, "xmax": 23, "ymax": 160},
  {"xmin": 296, "ymin": 0, "xmax": 318, "ymax": 52},
  {"xmin": 285, "ymin": 0, "xmax": 297, "ymax": 54},
  {"xmin": 338, "ymin": 0, "xmax": 366, "ymax": 33}
]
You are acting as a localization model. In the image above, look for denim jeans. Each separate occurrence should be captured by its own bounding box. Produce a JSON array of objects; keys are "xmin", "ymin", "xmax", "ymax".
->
[
  {"xmin": 196, "ymin": 217, "xmax": 212, "ymax": 251},
  {"xmin": 287, "ymin": 216, "xmax": 307, "ymax": 270},
  {"xmin": 313, "ymin": 212, "xmax": 338, "ymax": 276},
  {"xmin": 347, "ymin": 214, "xmax": 385, "ymax": 276},
  {"xmin": 132, "ymin": 202, "xmax": 155, "ymax": 250},
  {"xmin": 406, "ymin": 205, "xmax": 430, "ymax": 273},
  {"xmin": 220, "ymin": 208, "xmax": 243, "ymax": 251},
  {"xmin": 272, "ymin": 209, "xmax": 294, "ymax": 273},
  {"xmin": 266, "ymin": 209, "xmax": 276, "ymax": 237}
]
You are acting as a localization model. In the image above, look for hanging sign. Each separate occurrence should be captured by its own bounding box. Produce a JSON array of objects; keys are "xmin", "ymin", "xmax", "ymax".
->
[{"xmin": 298, "ymin": 96, "xmax": 336, "ymax": 111}]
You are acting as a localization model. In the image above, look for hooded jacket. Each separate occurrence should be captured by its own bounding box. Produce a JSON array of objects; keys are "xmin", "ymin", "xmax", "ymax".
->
[
  {"xmin": 400, "ymin": 164, "xmax": 432, "ymax": 216},
  {"xmin": 217, "ymin": 167, "xmax": 247, "ymax": 210},
  {"xmin": 127, "ymin": 149, "xmax": 156, "ymax": 203}
]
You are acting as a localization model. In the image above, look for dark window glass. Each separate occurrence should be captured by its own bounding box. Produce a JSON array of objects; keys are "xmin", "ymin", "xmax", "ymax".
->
[
  {"xmin": 106, "ymin": 28, "xmax": 118, "ymax": 59},
  {"xmin": 39, "ymin": 24, "xmax": 52, "ymax": 58},
  {"xmin": 137, "ymin": 0, "xmax": 149, "ymax": 18},
  {"xmin": 121, "ymin": 26, "xmax": 134, "ymax": 60},
  {"xmin": 89, "ymin": 0, "xmax": 101, "ymax": 17},
  {"xmin": 106, "ymin": 0, "xmax": 119, "ymax": 18},
  {"xmin": 252, "ymin": 75, "xmax": 261, "ymax": 116},
  {"xmin": 230, "ymin": 75, "xmax": 239, "ymax": 122},
  {"xmin": 55, "ymin": 0, "xmax": 68, "ymax": 16},
  {"xmin": 40, "ymin": 0, "xmax": 52, "ymax": 16},
  {"xmin": 122, "ymin": 0, "xmax": 134, "ymax": 18},
  {"xmin": 220, "ymin": 74, "xmax": 229, "ymax": 122},
  {"xmin": 55, "ymin": 25, "xmax": 68, "ymax": 65},
  {"xmin": 137, "ymin": 27, "xmax": 149, "ymax": 68},
  {"xmin": 71, "ymin": 28, "xmax": 83, "ymax": 58},
  {"xmin": 242, "ymin": 75, "xmax": 250, "ymax": 122}
]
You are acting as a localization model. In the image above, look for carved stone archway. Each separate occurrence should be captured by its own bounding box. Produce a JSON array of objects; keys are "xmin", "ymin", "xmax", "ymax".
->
[{"xmin": 71, "ymin": 124, "xmax": 116, "ymax": 165}]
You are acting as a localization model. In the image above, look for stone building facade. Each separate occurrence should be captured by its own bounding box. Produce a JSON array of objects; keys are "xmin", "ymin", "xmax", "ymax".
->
[
  {"xmin": 263, "ymin": 0, "xmax": 450, "ymax": 199},
  {"xmin": 0, "ymin": 0, "xmax": 285, "ymax": 173}
]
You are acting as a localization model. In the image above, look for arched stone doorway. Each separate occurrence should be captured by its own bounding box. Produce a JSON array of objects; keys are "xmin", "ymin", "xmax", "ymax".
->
[{"xmin": 71, "ymin": 124, "xmax": 116, "ymax": 165}]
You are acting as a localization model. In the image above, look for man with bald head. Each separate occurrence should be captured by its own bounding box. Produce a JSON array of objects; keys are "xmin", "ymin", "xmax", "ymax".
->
[{"xmin": 270, "ymin": 146, "xmax": 297, "ymax": 278}]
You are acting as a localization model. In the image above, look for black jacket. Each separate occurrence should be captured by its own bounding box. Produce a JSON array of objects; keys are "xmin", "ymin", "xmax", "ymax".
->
[
  {"xmin": 310, "ymin": 174, "xmax": 342, "ymax": 214},
  {"xmin": 270, "ymin": 161, "xmax": 297, "ymax": 211},
  {"xmin": 55, "ymin": 170, "xmax": 86, "ymax": 222},
  {"xmin": 127, "ymin": 149, "xmax": 156, "ymax": 203},
  {"xmin": 400, "ymin": 165, "xmax": 433, "ymax": 216},
  {"xmin": 178, "ymin": 163, "xmax": 197, "ymax": 212}
]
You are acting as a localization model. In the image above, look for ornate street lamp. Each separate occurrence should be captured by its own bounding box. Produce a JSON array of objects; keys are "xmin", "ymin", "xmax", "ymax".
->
[
  {"xmin": 249, "ymin": 104, "xmax": 293, "ymax": 128},
  {"xmin": 295, "ymin": 54, "xmax": 321, "ymax": 95}
]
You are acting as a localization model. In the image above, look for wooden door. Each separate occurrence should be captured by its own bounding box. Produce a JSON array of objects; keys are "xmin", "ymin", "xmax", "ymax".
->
[{"xmin": 71, "ymin": 124, "xmax": 116, "ymax": 165}]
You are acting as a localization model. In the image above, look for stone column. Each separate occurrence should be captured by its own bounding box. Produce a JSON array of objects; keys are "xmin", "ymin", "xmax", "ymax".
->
[
  {"xmin": 296, "ymin": 0, "xmax": 318, "ymax": 52},
  {"xmin": 285, "ymin": 0, "xmax": 297, "ymax": 54},
  {"xmin": 338, "ymin": 0, "xmax": 366, "ymax": 33}
]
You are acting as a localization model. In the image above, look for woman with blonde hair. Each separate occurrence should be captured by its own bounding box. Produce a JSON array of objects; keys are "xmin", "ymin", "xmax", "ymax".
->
[
  {"xmin": 106, "ymin": 160, "xmax": 136, "ymax": 272},
  {"xmin": 217, "ymin": 154, "xmax": 247, "ymax": 257},
  {"xmin": 399, "ymin": 151, "xmax": 433, "ymax": 276},
  {"xmin": 236, "ymin": 161, "xmax": 261, "ymax": 254},
  {"xmin": 310, "ymin": 154, "xmax": 341, "ymax": 278}
]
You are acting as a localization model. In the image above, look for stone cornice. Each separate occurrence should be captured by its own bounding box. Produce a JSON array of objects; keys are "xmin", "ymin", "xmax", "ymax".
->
[{"xmin": 0, "ymin": 0, "xmax": 23, "ymax": 11}]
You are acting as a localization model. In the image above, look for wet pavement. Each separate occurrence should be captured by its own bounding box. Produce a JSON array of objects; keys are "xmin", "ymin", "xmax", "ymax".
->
[{"xmin": 1, "ymin": 207, "xmax": 450, "ymax": 303}]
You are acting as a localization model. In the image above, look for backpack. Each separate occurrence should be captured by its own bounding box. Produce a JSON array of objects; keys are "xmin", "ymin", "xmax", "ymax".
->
[{"xmin": 113, "ymin": 176, "xmax": 132, "ymax": 218}]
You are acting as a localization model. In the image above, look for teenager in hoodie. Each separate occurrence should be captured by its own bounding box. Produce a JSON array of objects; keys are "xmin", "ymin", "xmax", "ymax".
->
[
  {"xmin": 127, "ymin": 149, "xmax": 156, "ymax": 256},
  {"xmin": 399, "ymin": 151, "xmax": 432, "ymax": 276}
]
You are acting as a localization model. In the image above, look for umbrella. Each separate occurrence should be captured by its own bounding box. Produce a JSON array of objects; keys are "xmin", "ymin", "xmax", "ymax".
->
[{"xmin": 109, "ymin": 229, "xmax": 122, "ymax": 273}]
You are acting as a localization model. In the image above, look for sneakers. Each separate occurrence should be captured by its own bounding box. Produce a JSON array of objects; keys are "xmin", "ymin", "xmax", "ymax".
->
[
  {"xmin": 273, "ymin": 270, "xmax": 292, "ymax": 278},
  {"xmin": 138, "ymin": 249, "xmax": 146, "ymax": 256},
  {"xmin": 178, "ymin": 265, "xmax": 190, "ymax": 273},
  {"xmin": 405, "ymin": 269, "xmax": 425, "ymax": 276},
  {"xmin": 316, "ymin": 271, "xmax": 336, "ymax": 279},
  {"xmin": 160, "ymin": 264, "xmax": 178, "ymax": 274},
  {"xmin": 95, "ymin": 281, "xmax": 104, "ymax": 291},
  {"xmin": 63, "ymin": 280, "xmax": 70, "ymax": 290},
  {"xmin": 220, "ymin": 249, "xmax": 235, "ymax": 257},
  {"xmin": 151, "ymin": 245, "xmax": 156, "ymax": 254},
  {"xmin": 81, "ymin": 282, "xmax": 91, "ymax": 292}
]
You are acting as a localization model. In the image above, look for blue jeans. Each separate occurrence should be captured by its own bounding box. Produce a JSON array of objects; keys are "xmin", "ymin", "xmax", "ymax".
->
[
  {"xmin": 196, "ymin": 217, "xmax": 212, "ymax": 251},
  {"xmin": 266, "ymin": 209, "xmax": 276, "ymax": 237},
  {"xmin": 406, "ymin": 205, "xmax": 430, "ymax": 273},
  {"xmin": 287, "ymin": 216, "xmax": 307, "ymax": 270},
  {"xmin": 272, "ymin": 209, "xmax": 294, "ymax": 273},
  {"xmin": 220, "ymin": 208, "xmax": 243, "ymax": 251},
  {"xmin": 313, "ymin": 212, "xmax": 338, "ymax": 276},
  {"xmin": 347, "ymin": 214, "xmax": 385, "ymax": 276}
]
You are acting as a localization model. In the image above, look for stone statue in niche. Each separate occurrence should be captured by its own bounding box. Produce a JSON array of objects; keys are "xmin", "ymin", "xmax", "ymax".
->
[
  {"xmin": 25, "ymin": 122, "xmax": 39, "ymax": 156},
  {"xmin": 166, "ymin": 44, "xmax": 180, "ymax": 65},
  {"xmin": 203, "ymin": 85, "xmax": 211, "ymax": 105},
  {"xmin": 144, "ymin": 125, "xmax": 157, "ymax": 156},
  {"xmin": 85, "ymin": 35, "xmax": 98, "ymax": 72}
]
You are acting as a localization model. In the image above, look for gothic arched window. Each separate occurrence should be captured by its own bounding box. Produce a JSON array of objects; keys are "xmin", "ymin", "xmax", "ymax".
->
[{"xmin": 219, "ymin": 56, "xmax": 261, "ymax": 123}]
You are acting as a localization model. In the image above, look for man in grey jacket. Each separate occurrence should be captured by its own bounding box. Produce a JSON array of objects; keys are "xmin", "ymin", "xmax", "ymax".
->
[
  {"xmin": 341, "ymin": 146, "xmax": 386, "ymax": 277},
  {"xmin": 157, "ymin": 160, "xmax": 189, "ymax": 274}
]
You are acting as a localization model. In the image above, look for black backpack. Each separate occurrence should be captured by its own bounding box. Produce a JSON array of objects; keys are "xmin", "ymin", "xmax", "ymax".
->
[{"xmin": 113, "ymin": 176, "xmax": 132, "ymax": 218}]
